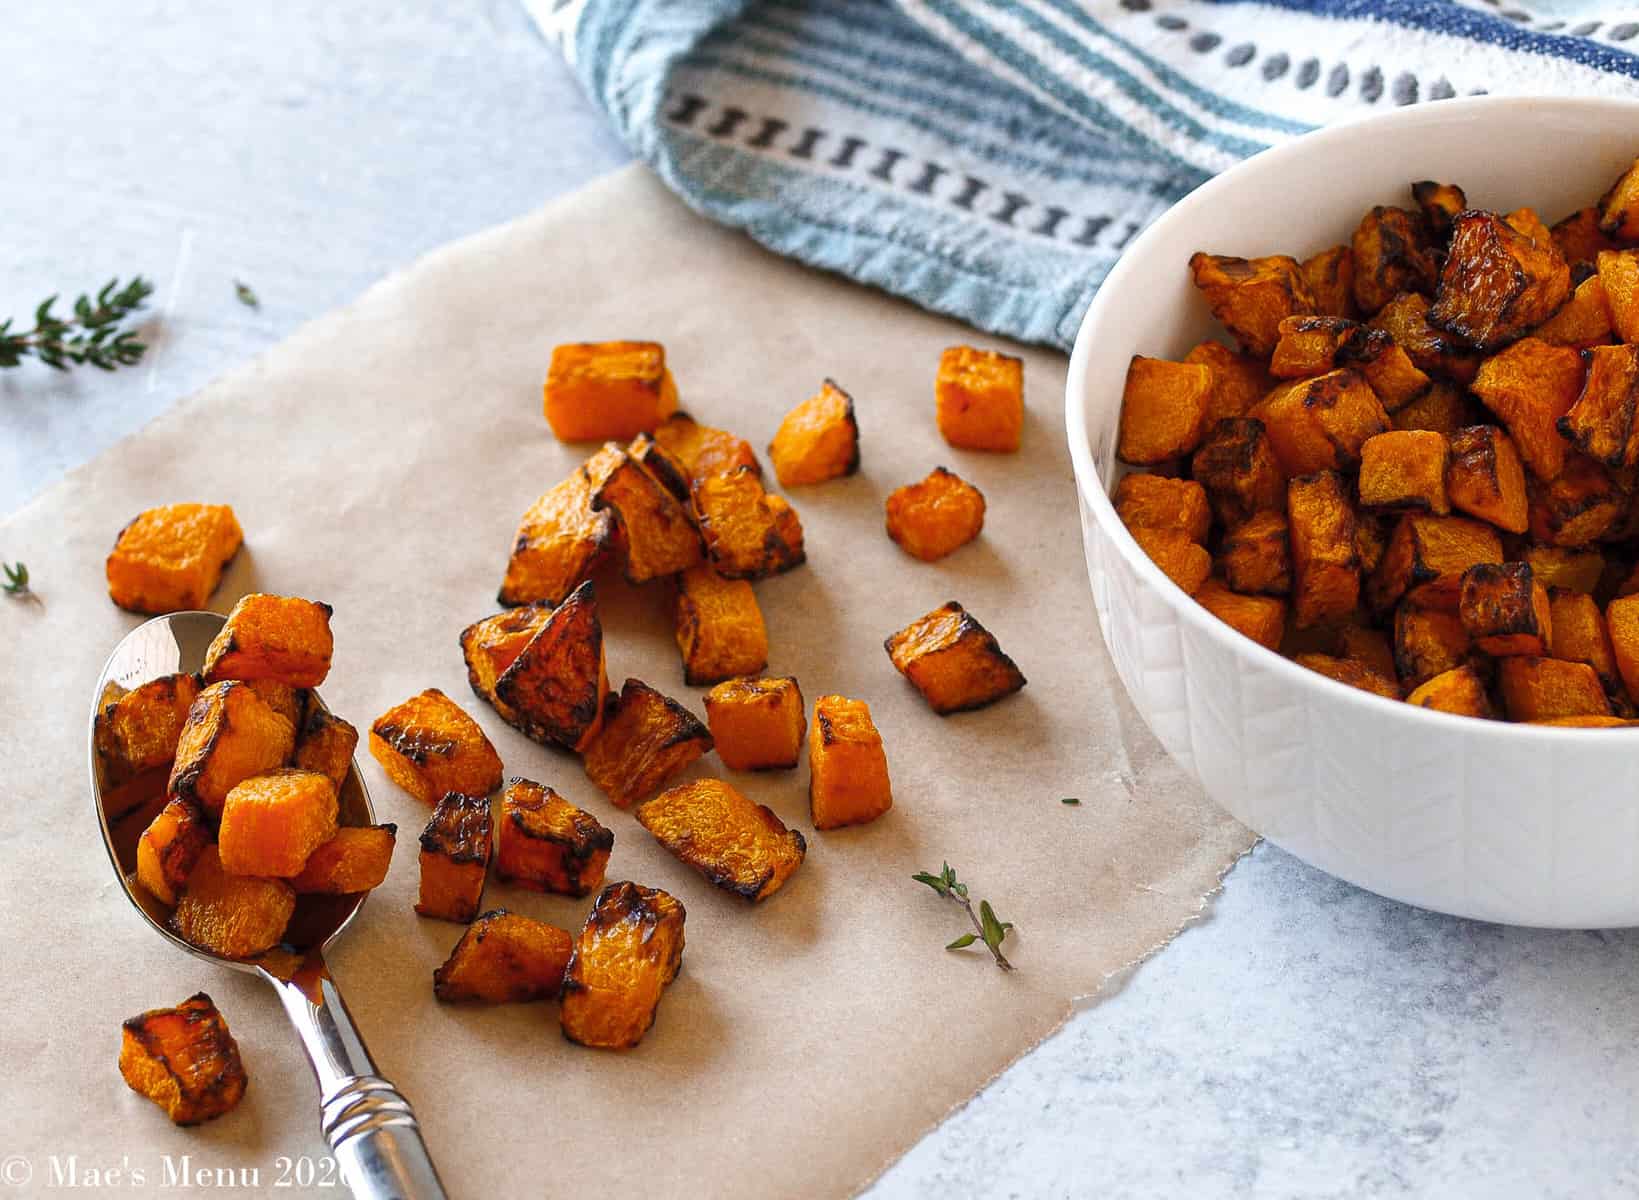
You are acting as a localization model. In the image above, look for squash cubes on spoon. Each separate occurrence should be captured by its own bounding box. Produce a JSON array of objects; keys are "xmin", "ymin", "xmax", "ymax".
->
[
  {"xmin": 217, "ymin": 769, "xmax": 339, "ymax": 879},
  {"xmin": 202, "ymin": 593, "xmax": 335, "ymax": 688},
  {"xmin": 169, "ymin": 681, "xmax": 297, "ymax": 819}
]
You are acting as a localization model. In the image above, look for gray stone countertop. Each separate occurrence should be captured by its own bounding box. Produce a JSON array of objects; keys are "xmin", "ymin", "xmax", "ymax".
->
[{"xmin": 9, "ymin": 4, "xmax": 1638, "ymax": 1197}]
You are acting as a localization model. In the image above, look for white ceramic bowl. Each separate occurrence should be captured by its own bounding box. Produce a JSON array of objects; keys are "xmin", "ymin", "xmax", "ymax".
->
[{"xmin": 1067, "ymin": 96, "xmax": 1639, "ymax": 928}]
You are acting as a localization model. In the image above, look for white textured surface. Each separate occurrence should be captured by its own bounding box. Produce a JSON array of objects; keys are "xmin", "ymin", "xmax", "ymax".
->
[{"xmin": 10, "ymin": 6, "xmax": 1639, "ymax": 1197}]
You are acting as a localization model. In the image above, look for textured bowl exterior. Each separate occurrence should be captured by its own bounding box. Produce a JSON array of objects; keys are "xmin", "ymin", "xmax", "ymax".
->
[{"xmin": 1067, "ymin": 96, "xmax": 1639, "ymax": 928}]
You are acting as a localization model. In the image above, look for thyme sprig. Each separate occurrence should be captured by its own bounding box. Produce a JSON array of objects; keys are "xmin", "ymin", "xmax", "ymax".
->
[
  {"xmin": 3, "ymin": 562, "xmax": 35, "ymax": 601},
  {"xmin": 0, "ymin": 277, "xmax": 153, "ymax": 371},
  {"xmin": 912, "ymin": 862, "xmax": 1015, "ymax": 972}
]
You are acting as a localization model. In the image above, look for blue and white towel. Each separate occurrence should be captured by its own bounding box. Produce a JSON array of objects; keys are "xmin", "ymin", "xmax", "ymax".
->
[{"xmin": 529, "ymin": 0, "xmax": 1639, "ymax": 349}]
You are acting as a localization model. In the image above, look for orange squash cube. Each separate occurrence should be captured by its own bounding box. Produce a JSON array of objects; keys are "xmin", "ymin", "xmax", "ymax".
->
[
  {"xmin": 370, "ymin": 688, "xmax": 503, "ymax": 805},
  {"xmin": 136, "ymin": 798, "xmax": 212, "ymax": 907},
  {"xmin": 289, "ymin": 825, "xmax": 397, "ymax": 894},
  {"xmin": 885, "ymin": 602, "xmax": 1026, "ymax": 715},
  {"xmin": 1497, "ymin": 656, "xmax": 1612, "ymax": 722},
  {"xmin": 119, "ymin": 993, "xmax": 247, "ymax": 1126},
  {"xmin": 1270, "ymin": 317, "xmax": 1430, "ymax": 411},
  {"xmin": 543, "ymin": 341, "xmax": 678, "ymax": 442},
  {"xmin": 704, "ymin": 676, "xmax": 806, "ymax": 771},
  {"xmin": 493, "ymin": 580, "xmax": 609, "ymax": 751},
  {"xmin": 1189, "ymin": 417, "xmax": 1286, "ymax": 527},
  {"xmin": 1605, "ymin": 594, "xmax": 1639, "ymax": 702},
  {"xmin": 1130, "ymin": 526, "xmax": 1211, "ymax": 595},
  {"xmin": 218, "ymin": 769, "xmax": 339, "ymax": 878},
  {"xmin": 1524, "ymin": 546, "xmax": 1605, "ymax": 594},
  {"xmin": 884, "ymin": 467, "xmax": 987, "ymax": 561},
  {"xmin": 936, "ymin": 345, "xmax": 1024, "ymax": 453},
  {"xmin": 292, "ymin": 707, "xmax": 358, "ymax": 794},
  {"xmin": 1113, "ymin": 474, "xmax": 1211, "ymax": 544},
  {"xmin": 1368, "ymin": 292, "xmax": 1480, "ymax": 385},
  {"xmin": 1351, "ymin": 207, "xmax": 1440, "ymax": 316},
  {"xmin": 495, "ymin": 779, "xmax": 612, "ymax": 899},
  {"xmin": 169, "ymin": 681, "xmax": 297, "ymax": 818},
  {"xmin": 560, "ymin": 881, "xmax": 686, "ymax": 1050},
  {"xmin": 1559, "ymin": 344, "xmax": 1639, "ymax": 469},
  {"xmin": 1532, "ymin": 274, "xmax": 1614, "ymax": 349},
  {"xmin": 202, "ymin": 594, "xmax": 334, "ymax": 688},
  {"xmin": 105, "ymin": 503, "xmax": 242, "ymax": 615},
  {"xmin": 415, "ymin": 792, "xmax": 492, "ymax": 923},
  {"xmin": 95, "ymin": 672, "xmax": 201, "ymax": 787},
  {"xmin": 1412, "ymin": 180, "xmax": 1466, "ymax": 238},
  {"xmin": 1252, "ymin": 369, "xmax": 1388, "ymax": 477},
  {"xmin": 1189, "ymin": 252, "xmax": 1316, "ymax": 355},
  {"xmin": 1357, "ymin": 430, "xmax": 1450, "ymax": 514},
  {"xmin": 1287, "ymin": 471, "xmax": 1360, "ymax": 628},
  {"xmin": 652, "ymin": 412, "xmax": 762, "ymax": 485},
  {"xmin": 1548, "ymin": 590, "xmax": 1621, "ymax": 699},
  {"xmin": 582, "ymin": 679, "xmax": 713, "ymax": 809},
  {"xmin": 1293, "ymin": 653, "xmax": 1401, "ymax": 700},
  {"xmin": 1184, "ymin": 340, "xmax": 1277, "ymax": 422},
  {"xmin": 768, "ymin": 379, "xmax": 860, "ymax": 486},
  {"xmin": 1470, "ymin": 337, "xmax": 1583, "ymax": 480},
  {"xmin": 1336, "ymin": 624, "xmax": 1398, "ymax": 680},
  {"xmin": 1195, "ymin": 579, "xmax": 1285, "ymax": 650},
  {"xmin": 1596, "ymin": 249, "xmax": 1639, "ymax": 343},
  {"xmin": 460, "ymin": 602, "xmax": 555, "ymax": 732},
  {"xmin": 1445, "ymin": 425, "xmax": 1529, "ymax": 534},
  {"xmin": 1598, "ymin": 156, "xmax": 1639, "ymax": 241},
  {"xmin": 170, "ymin": 845, "xmax": 296, "ymax": 958},
  {"xmin": 244, "ymin": 680, "xmax": 303, "ymax": 729},
  {"xmin": 627, "ymin": 430, "xmax": 693, "ymax": 503},
  {"xmin": 589, "ymin": 445, "xmax": 705, "ymax": 582},
  {"xmin": 1406, "ymin": 664, "xmax": 1495, "ymax": 718},
  {"xmin": 1393, "ymin": 382, "xmax": 1481, "ymax": 436},
  {"xmin": 1300, "ymin": 245, "xmax": 1357, "ymax": 319},
  {"xmin": 1219, "ymin": 511, "xmax": 1291, "ymax": 596},
  {"xmin": 1429, "ymin": 210, "xmax": 1571, "ymax": 350},
  {"xmin": 674, "ymin": 566, "xmax": 768, "ymax": 687},
  {"xmin": 1553, "ymin": 206, "xmax": 1621, "ymax": 268},
  {"xmin": 637, "ymin": 779, "xmax": 806, "ymax": 902},
  {"xmin": 434, "ymin": 909, "xmax": 574, "ymax": 1004},
  {"xmin": 1528, "ymin": 455, "xmax": 1624, "ymax": 547},
  {"xmin": 1367, "ymin": 514, "xmax": 1503, "ymax": 613},
  {"xmin": 1116, "ymin": 356, "xmax": 1211, "ymax": 465},
  {"xmin": 1458, "ymin": 563, "xmax": 1551, "ymax": 656},
  {"xmin": 692, "ymin": 466, "xmax": 806, "ymax": 580},
  {"xmin": 497, "ymin": 453, "xmax": 617, "ymax": 606},
  {"xmin": 1393, "ymin": 602, "xmax": 1471, "ymax": 690},
  {"xmin": 808, "ymin": 694, "xmax": 892, "ymax": 830}
]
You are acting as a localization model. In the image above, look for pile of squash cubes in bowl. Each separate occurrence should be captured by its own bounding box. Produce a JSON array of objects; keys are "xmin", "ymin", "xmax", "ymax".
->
[{"xmin": 1114, "ymin": 158, "xmax": 1639, "ymax": 727}]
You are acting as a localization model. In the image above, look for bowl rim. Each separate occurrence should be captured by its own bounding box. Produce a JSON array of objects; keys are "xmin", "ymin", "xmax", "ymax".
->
[{"xmin": 1064, "ymin": 93, "xmax": 1639, "ymax": 742}]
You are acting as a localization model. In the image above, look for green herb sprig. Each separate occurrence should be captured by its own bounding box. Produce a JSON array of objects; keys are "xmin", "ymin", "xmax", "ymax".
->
[
  {"xmin": 3, "ymin": 562, "xmax": 34, "ymax": 600},
  {"xmin": 912, "ymin": 862, "xmax": 1015, "ymax": 972},
  {"xmin": 0, "ymin": 277, "xmax": 153, "ymax": 371},
  {"xmin": 234, "ymin": 280, "xmax": 259, "ymax": 309}
]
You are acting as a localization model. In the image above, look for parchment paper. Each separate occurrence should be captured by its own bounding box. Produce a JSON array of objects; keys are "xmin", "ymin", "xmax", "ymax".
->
[{"xmin": 0, "ymin": 166, "xmax": 1252, "ymax": 1199}]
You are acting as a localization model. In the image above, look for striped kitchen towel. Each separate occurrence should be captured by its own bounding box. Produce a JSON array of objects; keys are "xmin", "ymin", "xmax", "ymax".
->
[{"xmin": 528, "ymin": 0, "xmax": 1639, "ymax": 349}]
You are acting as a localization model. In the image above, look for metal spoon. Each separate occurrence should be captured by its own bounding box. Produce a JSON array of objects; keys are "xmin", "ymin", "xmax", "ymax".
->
[{"xmin": 91, "ymin": 611, "xmax": 447, "ymax": 1200}]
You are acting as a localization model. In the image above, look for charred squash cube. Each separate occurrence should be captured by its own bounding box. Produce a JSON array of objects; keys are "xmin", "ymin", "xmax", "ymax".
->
[
  {"xmin": 543, "ymin": 341, "xmax": 678, "ymax": 442},
  {"xmin": 495, "ymin": 779, "xmax": 612, "ymax": 898},
  {"xmin": 1189, "ymin": 418, "xmax": 1285, "ymax": 526},
  {"xmin": 768, "ymin": 379, "xmax": 860, "ymax": 486},
  {"xmin": 1351, "ymin": 206, "xmax": 1440, "ymax": 315},
  {"xmin": 1393, "ymin": 601, "xmax": 1471, "ymax": 689},
  {"xmin": 589, "ymin": 445, "xmax": 704, "ymax": 583},
  {"xmin": 628, "ymin": 431, "xmax": 694, "ymax": 504},
  {"xmin": 1533, "ymin": 275, "xmax": 1614, "ymax": 349},
  {"xmin": 218, "ymin": 769, "xmax": 338, "ymax": 878},
  {"xmin": 1293, "ymin": 653, "xmax": 1401, "ymax": 700},
  {"xmin": 434, "ymin": 909, "xmax": 574, "ymax": 1004},
  {"xmin": 1470, "ymin": 337, "xmax": 1583, "ymax": 480},
  {"xmin": 292, "ymin": 707, "xmax": 358, "ymax": 794},
  {"xmin": 1195, "ymin": 579, "xmax": 1285, "ymax": 650},
  {"xmin": 692, "ymin": 466, "xmax": 806, "ymax": 579},
  {"xmin": 119, "ymin": 993, "xmax": 247, "ymax": 1126},
  {"xmin": 704, "ymin": 676, "xmax": 806, "ymax": 771},
  {"xmin": 493, "ymin": 581, "xmax": 609, "ymax": 751},
  {"xmin": 1528, "ymin": 454, "xmax": 1624, "ymax": 547},
  {"xmin": 1185, "ymin": 341, "xmax": 1277, "ymax": 423},
  {"xmin": 1357, "ymin": 430, "xmax": 1450, "ymax": 515},
  {"xmin": 106, "ymin": 503, "xmax": 242, "ymax": 615},
  {"xmin": 1605, "ymin": 594, "xmax": 1639, "ymax": 702},
  {"xmin": 1271, "ymin": 318, "xmax": 1431, "ymax": 411},
  {"xmin": 1458, "ymin": 563, "xmax": 1551, "ymax": 656},
  {"xmin": 560, "ymin": 881, "xmax": 686, "ymax": 1050},
  {"xmin": 1506, "ymin": 206, "xmax": 1556, "ymax": 250},
  {"xmin": 1559, "ymin": 344, "xmax": 1639, "ymax": 468},
  {"xmin": 1368, "ymin": 293, "xmax": 1480, "ymax": 385},
  {"xmin": 1598, "ymin": 156, "xmax": 1639, "ymax": 241},
  {"xmin": 1270, "ymin": 316, "xmax": 1353, "ymax": 380},
  {"xmin": 136, "ymin": 798, "xmax": 212, "ymax": 907},
  {"xmin": 1355, "ymin": 513, "xmax": 1389, "ymax": 575},
  {"xmin": 416, "ymin": 792, "xmax": 492, "ymax": 923},
  {"xmin": 884, "ymin": 467, "xmax": 987, "ymax": 562},
  {"xmin": 1428, "ymin": 210, "xmax": 1571, "ymax": 351},
  {"xmin": 289, "ymin": 825, "xmax": 397, "ymax": 894},
  {"xmin": 652, "ymin": 412, "xmax": 763, "ymax": 485},
  {"xmin": 1412, "ymin": 181, "xmax": 1467, "ymax": 240},
  {"xmin": 1393, "ymin": 382, "xmax": 1480, "ymax": 437},
  {"xmin": 1251, "ymin": 369, "xmax": 1388, "ymax": 476},
  {"xmin": 1497, "ymin": 656, "xmax": 1612, "ymax": 722},
  {"xmin": 202, "ymin": 594, "xmax": 334, "ymax": 688},
  {"xmin": 460, "ymin": 602, "xmax": 555, "ymax": 731},
  {"xmin": 1116, "ymin": 356, "xmax": 1212, "ymax": 465},
  {"xmin": 1131, "ymin": 527, "xmax": 1210, "ymax": 595},
  {"xmin": 370, "ymin": 688, "xmax": 503, "ymax": 805},
  {"xmin": 1301, "ymin": 245, "xmax": 1357, "ymax": 319},
  {"xmin": 936, "ymin": 345, "xmax": 1024, "ymax": 453},
  {"xmin": 169, "ymin": 681, "xmax": 298, "ymax": 818},
  {"xmin": 245, "ymin": 681, "xmax": 303, "ymax": 730},
  {"xmin": 1406, "ymin": 664, "xmax": 1495, "ymax": 718},
  {"xmin": 170, "ymin": 845, "xmax": 296, "ymax": 959},
  {"xmin": 1596, "ymin": 250, "xmax": 1639, "ymax": 343},
  {"xmin": 1554, "ymin": 206, "xmax": 1622, "ymax": 268},
  {"xmin": 1188, "ymin": 252, "xmax": 1316, "ymax": 356},
  {"xmin": 497, "ymin": 455, "xmax": 616, "ymax": 606},
  {"xmin": 1219, "ymin": 511, "xmax": 1291, "ymax": 596},
  {"xmin": 582, "ymin": 679, "xmax": 713, "ymax": 809},
  {"xmin": 674, "ymin": 566, "xmax": 769, "ymax": 687},
  {"xmin": 1368, "ymin": 514, "xmax": 1502, "ymax": 612},
  {"xmin": 1287, "ymin": 471, "xmax": 1360, "ymax": 628},
  {"xmin": 1548, "ymin": 590, "xmax": 1622, "ymax": 699},
  {"xmin": 1446, "ymin": 425, "xmax": 1529, "ymax": 533},
  {"xmin": 95, "ymin": 672, "xmax": 201, "ymax": 787},
  {"xmin": 1113, "ymin": 474, "xmax": 1211, "ymax": 545},
  {"xmin": 637, "ymin": 779, "xmax": 806, "ymax": 902},
  {"xmin": 1337, "ymin": 624, "xmax": 1397, "ymax": 681},
  {"xmin": 886, "ymin": 602, "xmax": 1027, "ymax": 715},
  {"xmin": 809, "ymin": 694, "xmax": 892, "ymax": 831},
  {"xmin": 1525, "ymin": 546, "xmax": 1605, "ymax": 594}
]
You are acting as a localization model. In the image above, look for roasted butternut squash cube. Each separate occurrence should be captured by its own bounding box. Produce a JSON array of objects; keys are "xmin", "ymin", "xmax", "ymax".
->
[
  {"xmin": 169, "ymin": 681, "xmax": 297, "ymax": 818},
  {"xmin": 1195, "ymin": 579, "xmax": 1285, "ymax": 650},
  {"xmin": 1497, "ymin": 656, "xmax": 1612, "ymax": 722},
  {"xmin": 1287, "ymin": 472, "xmax": 1360, "ymax": 628},
  {"xmin": 105, "ymin": 504, "xmax": 243, "ymax": 615},
  {"xmin": 1406, "ymin": 664, "xmax": 1494, "ymax": 718},
  {"xmin": 1188, "ymin": 252, "xmax": 1316, "ymax": 356},
  {"xmin": 543, "ymin": 341, "xmax": 678, "ymax": 442},
  {"xmin": 1393, "ymin": 382, "xmax": 1480, "ymax": 436},
  {"xmin": 245, "ymin": 680, "xmax": 303, "ymax": 730},
  {"xmin": 1116, "ymin": 356, "xmax": 1212, "ymax": 465},
  {"xmin": 493, "ymin": 581, "xmax": 609, "ymax": 751},
  {"xmin": 1336, "ymin": 624, "xmax": 1397, "ymax": 680},
  {"xmin": 434, "ymin": 909, "xmax": 575, "ymax": 1004},
  {"xmin": 628, "ymin": 430, "xmax": 693, "ymax": 503},
  {"xmin": 218, "ymin": 769, "xmax": 339, "ymax": 878},
  {"xmin": 136, "ymin": 798, "xmax": 212, "ymax": 907},
  {"xmin": 768, "ymin": 379, "xmax": 860, "ymax": 486},
  {"xmin": 1412, "ymin": 181, "xmax": 1467, "ymax": 240},
  {"xmin": 460, "ymin": 602, "xmax": 555, "ymax": 732},
  {"xmin": 1470, "ymin": 337, "xmax": 1583, "ymax": 480},
  {"xmin": 1355, "ymin": 513, "xmax": 1389, "ymax": 575},
  {"xmin": 1528, "ymin": 454, "xmax": 1624, "ymax": 546},
  {"xmin": 1445, "ymin": 425, "xmax": 1529, "ymax": 533},
  {"xmin": 1270, "ymin": 316, "xmax": 1353, "ymax": 380},
  {"xmin": 560, "ymin": 882, "xmax": 686, "ymax": 1050},
  {"xmin": 1252, "ymin": 369, "xmax": 1388, "ymax": 477},
  {"xmin": 637, "ymin": 779, "xmax": 807, "ymax": 902},
  {"xmin": 289, "ymin": 824, "xmax": 397, "ymax": 894},
  {"xmin": 704, "ymin": 676, "xmax": 806, "ymax": 770},
  {"xmin": 1533, "ymin": 275, "xmax": 1614, "ymax": 349},
  {"xmin": 1596, "ymin": 249, "xmax": 1639, "ymax": 343},
  {"xmin": 1113, "ymin": 474, "xmax": 1211, "ymax": 544},
  {"xmin": 582, "ymin": 679, "xmax": 713, "ymax": 809},
  {"xmin": 1185, "ymin": 341, "xmax": 1277, "ymax": 423},
  {"xmin": 589, "ymin": 446, "xmax": 704, "ymax": 582},
  {"xmin": 1560, "ymin": 344, "xmax": 1639, "ymax": 468},
  {"xmin": 1219, "ymin": 511, "xmax": 1291, "ymax": 596},
  {"xmin": 1605, "ymin": 594, "xmax": 1639, "ymax": 701},
  {"xmin": 416, "ymin": 792, "xmax": 492, "ymax": 923},
  {"xmin": 693, "ymin": 466, "xmax": 806, "ymax": 580},
  {"xmin": 1369, "ymin": 292, "xmax": 1480, "ymax": 385},
  {"xmin": 95, "ymin": 672, "xmax": 201, "ymax": 787},
  {"xmin": 497, "ymin": 456, "xmax": 616, "ymax": 606},
  {"xmin": 1598, "ymin": 157, "xmax": 1639, "ymax": 241},
  {"xmin": 1271, "ymin": 318, "xmax": 1430, "ymax": 410},
  {"xmin": 674, "ymin": 566, "xmax": 768, "ymax": 687},
  {"xmin": 1357, "ymin": 430, "xmax": 1450, "ymax": 515},
  {"xmin": 1352, "ymin": 206, "xmax": 1440, "ymax": 315},
  {"xmin": 652, "ymin": 412, "xmax": 762, "ymax": 485},
  {"xmin": 1393, "ymin": 602, "xmax": 1471, "ymax": 689},
  {"xmin": 884, "ymin": 467, "xmax": 986, "ymax": 561},
  {"xmin": 370, "ymin": 688, "xmax": 503, "ymax": 805},
  {"xmin": 885, "ymin": 602, "xmax": 1027, "ymax": 715},
  {"xmin": 170, "ymin": 846, "xmax": 296, "ymax": 958},
  {"xmin": 119, "ymin": 993, "xmax": 247, "ymax": 1126},
  {"xmin": 495, "ymin": 779, "xmax": 612, "ymax": 898},
  {"xmin": 1524, "ymin": 546, "xmax": 1605, "ymax": 594},
  {"xmin": 1429, "ymin": 210, "xmax": 1571, "ymax": 350},
  {"xmin": 1300, "ymin": 244, "xmax": 1357, "ymax": 319},
  {"xmin": 1505, "ymin": 206, "xmax": 1556, "ymax": 251},
  {"xmin": 936, "ymin": 345, "xmax": 1024, "ymax": 453},
  {"xmin": 809, "ymin": 694, "xmax": 892, "ymax": 830},
  {"xmin": 1554, "ymin": 207, "xmax": 1621, "ymax": 268},
  {"xmin": 1190, "ymin": 417, "xmax": 1286, "ymax": 526},
  {"xmin": 1548, "ymin": 590, "xmax": 1622, "ymax": 699},
  {"xmin": 1294, "ymin": 653, "xmax": 1401, "ymax": 700},
  {"xmin": 1458, "ymin": 563, "xmax": 1551, "ymax": 656},
  {"xmin": 292, "ymin": 707, "xmax": 358, "ymax": 794},
  {"xmin": 1368, "ymin": 514, "xmax": 1502, "ymax": 613},
  {"xmin": 202, "ymin": 594, "xmax": 334, "ymax": 688}
]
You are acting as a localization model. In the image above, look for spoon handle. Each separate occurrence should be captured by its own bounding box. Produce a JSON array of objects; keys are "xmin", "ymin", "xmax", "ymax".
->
[{"xmin": 264, "ymin": 965, "xmax": 448, "ymax": 1200}]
